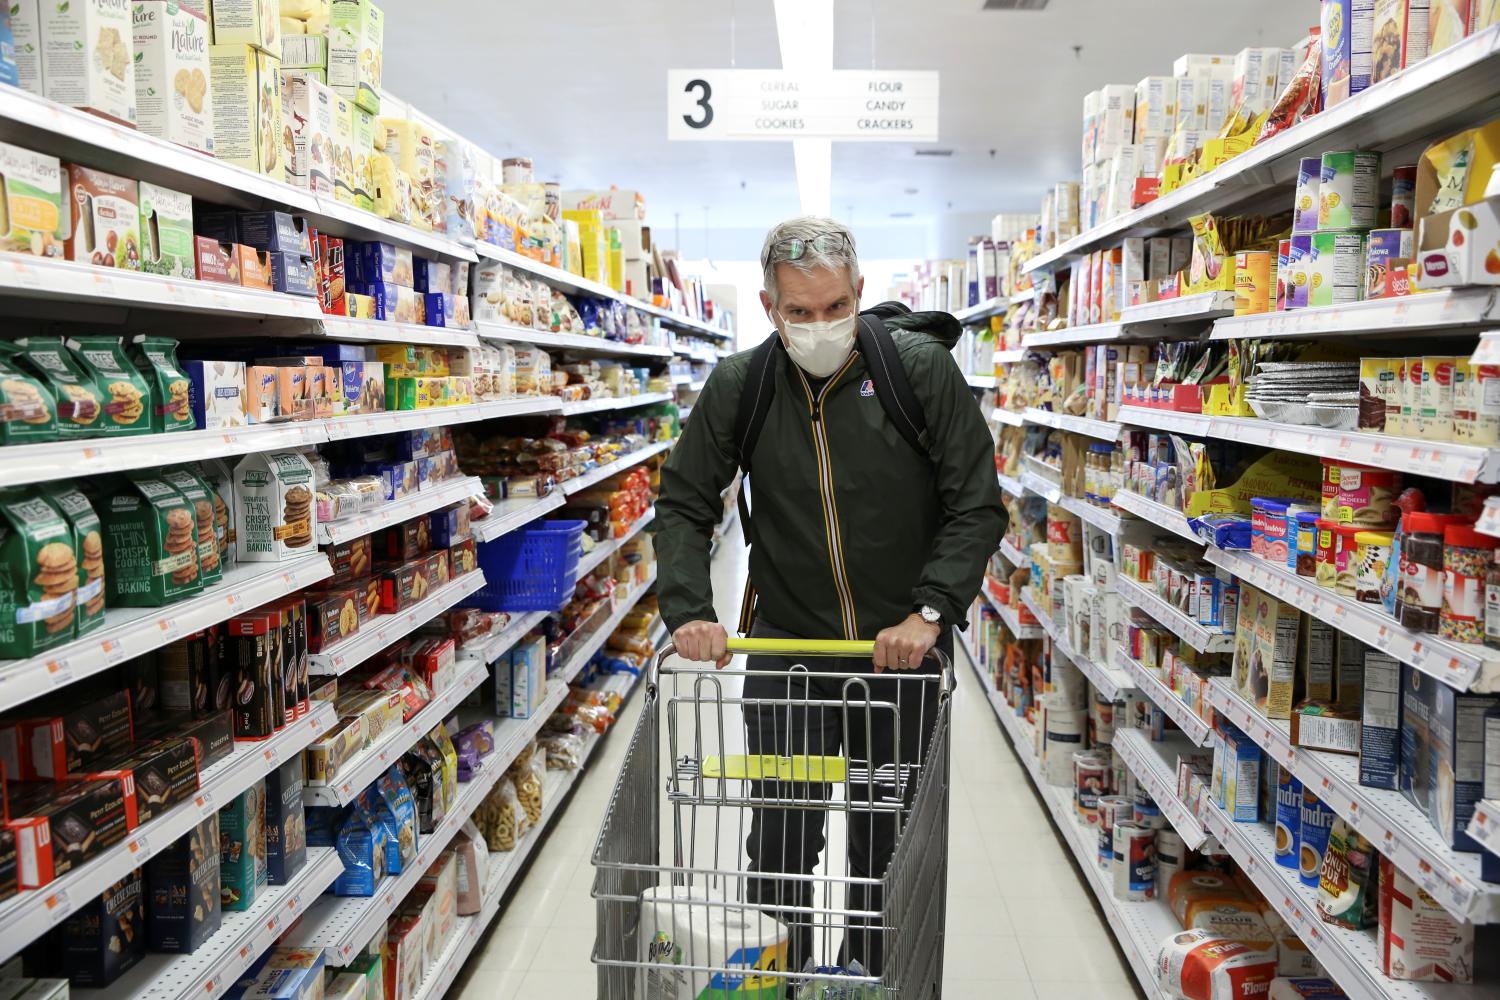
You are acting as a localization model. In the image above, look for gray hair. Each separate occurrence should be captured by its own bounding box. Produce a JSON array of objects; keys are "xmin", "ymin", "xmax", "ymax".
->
[{"xmin": 759, "ymin": 216, "xmax": 860, "ymax": 306}]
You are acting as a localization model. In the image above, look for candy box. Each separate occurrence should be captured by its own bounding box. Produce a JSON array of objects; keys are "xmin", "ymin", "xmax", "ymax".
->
[
  {"xmin": 132, "ymin": 1, "xmax": 214, "ymax": 155},
  {"xmin": 219, "ymin": 778, "xmax": 267, "ymax": 911},
  {"xmin": 95, "ymin": 473, "xmax": 202, "ymax": 605},
  {"xmin": 208, "ymin": 43, "xmax": 283, "ymax": 180},
  {"xmin": 61, "ymin": 164, "xmax": 140, "ymax": 269},
  {"xmin": 39, "ymin": 0, "xmax": 137, "ymax": 127},
  {"xmin": 264, "ymin": 758, "xmax": 307, "ymax": 885},
  {"xmin": 0, "ymin": 142, "xmax": 65, "ymax": 258},
  {"xmin": 184, "ymin": 360, "xmax": 248, "ymax": 429},
  {"xmin": 233, "ymin": 450, "xmax": 317, "ymax": 562},
  {"xmin": 328, "ymin": 0, "xmax": 382, "ymax": 114},
  {"xmin": 280, "ymin": 71, "xmax": 336, "ymax": 194},
  {"xmin": 5, "ymin": 777, "xmax": 129, "ymax": 887},
  {"xmin": 145, "ymin": 814, "xmax": 221, "ymax": 954},
  {"xmin": 68, "ymin": 335, "xmax": 151, "ymax": 435},
  {"xmin": 222, "ymin": 611, "xmax": 279, "ymax": 739}
]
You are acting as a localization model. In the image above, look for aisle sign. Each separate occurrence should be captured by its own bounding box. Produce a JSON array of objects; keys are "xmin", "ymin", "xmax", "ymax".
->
[{"xmin": 667, "ymin": 69, "xmax": 939, "ymax": 141}]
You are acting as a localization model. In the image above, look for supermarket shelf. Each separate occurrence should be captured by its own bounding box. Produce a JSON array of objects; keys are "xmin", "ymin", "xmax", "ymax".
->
[
  {"xmin": 560, "ymin": 566, "xmax": 659, "ymax": 684},
  {"xmin": 1207, "ymin": 679, "xmax": 1500, "ymax": 925},
  {"xmin": 1115, "ymin": 575, "xmax": 1234, "ymax": 653},
  {"xmin": 1022, "ymin": 321, "xmax": 1124, "ymax": 348},
  {"xmin": 1211, "ymin": 288, "xmax": 1500, "ymax": 342},
  {"xmin": 998, "ymin": 538, "xmax": 1026, "ymax": 566},
  {"xmin": 1206, "ymin": 547, "xmax": 1500, "ymax": 693},
  {"xmin": 992, "ymin": 408, "xmax": 1025, "ymax": 427},
  {"xmin": 952, "ymin": 296, "xmax": 1007, "ymax": 323},
  {"xmin": 307, "ymin": 572, "xmax": 487, "ymax": 676},
  {"xmin": 557, "ymin": 391, "xmax": 672, "ymax": 416},
  {"xmin": 1010, "ymin": 289, "xmax": 1036, "ymax": 305},
  {"xmin": 0, "ymin": 253, "xmax": 324, "ymax": 319},
  {"xmin": 0, "ymin": 701, "xmax": 336, "ymax": 967},
  {"xmin": 1115, "ymin": 651, "xmax": 1214, "ymax": 748},
  {"xmin": 1019, "ymin": 469, "xmax": 1062, "ymax": 504},
  {"xmin": 289, "ymin": 680, "xmax": 570, "ymax": 965},
  {"xmin": 1021, "ymin": 588, "xmax": 1130, "ymax": 702},
  {"xmin": 316, "ymin": 476, "xmax": 483, "ymax": 545},
  {"xmin": 476, "ymin": 321, "xmax": 674, "ymax": 359},
  {"xmin": 1112, "ymin": 729, "xmax": 1211, "ymax": 850},
  {"xmin": 1109, "ymin": 489, "xmax": 1202, "ymax": 544},
  {"xmin": 1123, "ymin": 291, "xmax": 1236, "ymax": 325},
  {"xmin": 1056, "ymin": 492, "xmax": 1127, "ymax": 536},
  {"xmin": 75, "ymin": 846, "xmax": 345, "ymax": 1000},
  {"xmin": 321, "ymin": 397, "xmax": 563, "ymax": 441},
  {"xmin": 0, "ymin": 85, "xmax": 476, "ymax": 261},
  {"xmin": 1469, "ymin": 802, "xmax": 1500, "ymax": 859},
  {"xmin": 561, "ymin": 439, "xmax": 675, "ymax": 496},
  {"xmin": 962, "ymin": 645, "xmax": 1175, "ymax": 999},
  {"xmin": 471, "ymin": 493, "xmax": 568, "ymax": 544},
  {"xmin": 1119, "ymin": 406, "xmax": 1500, "ymax": 485},
  {"xmin": 1022, "ymin": 408, "xmax": 1122, "ymax": 441},
  {"xmin": 458, "ymin": 610, "xmax": 551, "ymax": 666},
  {"xmin": 993, "ymin": 348, "xmax": 1027, "ymax": 364},
  {"xmin": 1201, "ymin": 803, "xmax": 1497, "ymax": 1000},
  {"xmin": 318, "ymin": 316, "xmax": 481, "ymax": 349},
  {"xmin": 0, "ymin": 554, "xmax": 331, "ymax": 715},
  {"xmin": 980, "ymin": 580, "xmax": 1042, "ymax": 640},
  {"xmin": 997, "ymin": 471, "xmax": 1025, "ymax": 498},
  {"xmin": 966, "ymin": 373, "xmax": 998, "ymax": 389},
  {"xmin": 304, "ymin": 659, "xmax": 490, "ymax": 807},
  {"xmin": 1022, "ymin": 25, "xmax": 1500, "ymax": 274},
  {"xmin": 574, "ymin": 509, "xmax": 656, "ymax": 580}
]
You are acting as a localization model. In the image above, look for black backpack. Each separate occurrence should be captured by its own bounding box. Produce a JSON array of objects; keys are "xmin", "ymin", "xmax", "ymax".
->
[{"xmin": 729, "ymin": 309, "xmax": 930, "ymax": 631}]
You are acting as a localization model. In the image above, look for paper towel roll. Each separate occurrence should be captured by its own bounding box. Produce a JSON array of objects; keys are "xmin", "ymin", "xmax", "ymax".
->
[
  {"xmin": 1041, "ymin": 695, "xmax": 1087, "ymax": 786},
  {"xmin": 637, "ymin": 885, "xmax": 790, "ymax": 999}
]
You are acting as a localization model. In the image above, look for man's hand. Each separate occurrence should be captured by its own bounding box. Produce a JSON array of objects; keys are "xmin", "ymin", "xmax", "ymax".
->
[
  {"xmin": 873, "ymin": 614, "xmax": 940, "ymax": 672},
  {"xmin": 673, "ymin": 620, "xmax": 731, "ymax": 668}
]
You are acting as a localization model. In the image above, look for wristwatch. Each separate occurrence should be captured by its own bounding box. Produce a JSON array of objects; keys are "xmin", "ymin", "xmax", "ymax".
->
[{"xmin": 915, "ymin": 605, "xmax": 943, "ymax": 629}]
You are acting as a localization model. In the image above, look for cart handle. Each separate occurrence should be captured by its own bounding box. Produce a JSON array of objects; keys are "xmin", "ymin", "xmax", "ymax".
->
[{"xmin": 649, "ymin": 639, "xmax": 953, "ymax": 695}]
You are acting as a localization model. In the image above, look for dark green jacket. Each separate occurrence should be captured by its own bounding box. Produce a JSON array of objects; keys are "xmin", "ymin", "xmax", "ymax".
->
[{"xmin": 651, "ymin": 303, "xmax": 1007, "ymax": 641}]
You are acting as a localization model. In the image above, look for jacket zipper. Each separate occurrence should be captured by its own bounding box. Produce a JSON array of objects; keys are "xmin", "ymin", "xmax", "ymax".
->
[{"xmin": 799, "ymin": 359, "xmax": 860, "ymax": 640}]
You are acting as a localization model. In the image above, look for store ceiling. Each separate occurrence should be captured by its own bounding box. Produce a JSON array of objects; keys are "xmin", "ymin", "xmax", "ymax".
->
[{"xmin": 384, "ymin": 0, "xmax": 1313, "ymax": 258}]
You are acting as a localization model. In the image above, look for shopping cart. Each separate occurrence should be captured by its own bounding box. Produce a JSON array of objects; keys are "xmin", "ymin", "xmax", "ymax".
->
[{"xmin": 592, "ymin": 638, "xmax": 953, "ymax": 998}]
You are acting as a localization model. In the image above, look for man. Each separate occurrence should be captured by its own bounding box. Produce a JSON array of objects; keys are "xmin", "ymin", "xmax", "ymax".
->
[{"xmin": 650, "ymin": 216, "xmax": 1006, "ymax": 976}]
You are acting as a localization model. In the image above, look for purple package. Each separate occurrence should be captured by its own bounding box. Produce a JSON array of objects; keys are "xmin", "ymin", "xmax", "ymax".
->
[
  {"xmin": 1286, "ymin": 234, "xmax": 1313, "ymax": 310},
  {"xmin": 454, "ymin": 721, "xmax": 494, "ymax": 780}
]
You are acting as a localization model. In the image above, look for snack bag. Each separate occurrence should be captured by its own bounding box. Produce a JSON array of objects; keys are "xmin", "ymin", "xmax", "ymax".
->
[
  {"xmin": 0, "ymin": 344, "xmax": 59, "ymax": 444},
  {"xmin": 0, "ymin": 492, "xmax": 78, "ymax": 656},
  {"xmin": 13, "ymin": 336, "xmax": 103, "ymax": 436},
  {"xmin": 128, "ymin": 336, "xmax": 195, "ymax": 433},
  {"xmin": 67, "ymin": 335, "xmax": 153, "ymax": 436}
]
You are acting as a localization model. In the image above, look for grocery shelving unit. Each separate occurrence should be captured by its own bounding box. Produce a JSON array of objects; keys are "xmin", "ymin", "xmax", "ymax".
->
[
  {"xmin": 1110, "ymin": 728, "xmax": 1212, "ymax": 851},
  {"xmin": 561, "ymin": 567, "xmax": 660, "ymax": 684},
  {"xmin": 477, "ymin": 321, "xmax": 674, "ymax": 359},
  {"xmin": 306, "ymin": 571, "xmax": 488, "ymax": 677},
  {"xmin": 1107, "ymin": 489, "xmax": 1201, "ymax": 544},
  {"xmin": 952, "ymin": 297, "xmax": 1007, "ymax": 324},
  {"xmin": 1113, "ymin": 574, "xmax": 1234, "ymax": 653},
  {"xmin": 472, "ymin": 495, "xmax": 569, "ymax": 544},
  {"xmin": 979, "ymin": 579, "xmax": 1042, "ymax": 641},
  {"xmin": 316, "ymin": 476, "xmax": 486, "ymax": 545},
  {"xmin": 992, "ymin": 408, "xmax": 1025, "ymax": 427},
  {"xmin": 573, "ymin": 509, "xmax": 656, "ymax": 581},
  {"xmin": 1020, "ymin": 588, "xmax": 1130, "ymax": 701},
  {"xmin": 1113, "ymin": 651, "xmax": 1214, "ymax": 748},
  {"xmin": 1022, "ymin": 408, "xmax": 1122, "ymax": 441},
  {"xmin": 1208, "ymin": 287, "xmax": 1500, "ymax": 342},
  {"xmin": 996, "ymin": 471, "xmax": 1025, "ymax": 498},
  {"xmin": 562, "ymin": 439, "xmax": 675, "ymax": 496},
  {"xmin": 997, "ymin": 537, "xmax": 1026, "ymax": 567}
]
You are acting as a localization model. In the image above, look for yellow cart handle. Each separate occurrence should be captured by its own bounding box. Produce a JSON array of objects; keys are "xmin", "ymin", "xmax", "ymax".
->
[{"xmin": 724, "ymin": 638, "xmax": 875, "ymax": 657}]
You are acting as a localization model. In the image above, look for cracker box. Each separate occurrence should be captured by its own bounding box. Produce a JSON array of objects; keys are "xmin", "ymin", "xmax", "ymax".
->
[
  {"xmin": 12, "ymin": 336, "xmax": 104, "ymax": 436},
  {"xmin": 195, "ymin": 235, "xmax": 239, "ymax": 284},
  {"xmin": 264, "ymin": 758, "xmax": 307, "ymax": 884},
  {"xmin": 0, "ymin": 142, "xmax": 65, "ymax": 258},
  {"xmin": 51, "ymin": 868, "xmax": 145, "ymax": 986},
  {"xmin": 1399, "ymin": 664, "xmax": 1500, "ymax": 851},
  {"xmin": 61, "ymin": 163, "xmax": 141, "ymax": 269},
  {"xmin": 281, "ymin": 71, "xmax": 336, "ymax": 194},
  {"xmin": 233, "ymin": 450, "xmax": 317, "ymax": 562},
  {"xmin": 282, "ymin": 32, "xmax": 326, "ymax": 69},
  {"xmin": 39, "ymin": 0, "xmax": 136, "ymax": 127},
  {"xmin": 219, "ymin": 778, "xmax": 267, "ymax": 911},
  {"xmin": 183, "ymin": 360, "xmax": 248, "ymax": 429},
  {"xmin": 349, "ymin": 101, "xmax": 376, "ymax": 211},
  {"xmin": 67, "ymin": 335, "xmax": 152, "ymax": 435},
  {"xmin": 210, "ymin": 0, "xmax": 280, "ymax": 56},
  {"xmin": 271, "ymin": 252, "xmax": 317, "ymax": 295},
  {"xmin": 239, "ymin": 210, "xmax": 312, "ymax": 257},
  {"xmin": 332, "ymin": 91, "xmax": 357, "ymax": 205},
  {"xmin": 128, "ymin": 335, "xmax": 195, "ymax": 433},
  {"xmin": 138, "ymin": 182, "xmax": 196, "ymax": 278},
  {"xmin": 9, "ymin": 0, "xmax": 41, "ymax": 92},
  {"xmin": 208, "ymin": 43, "xmax": 283, "ymax": 180},
  {"xmin": 328, "ymin": 0, "xmax": 381, "ymax": 114},
  {"xmin": 96, "ymin": 473, "xmax": 201, "ymax": 605},
  {"xmin": 159, "ymin": 468, "xmax": 223, "ymax": 586},
  {"xmin": 145, "ymin": 814, "xmax": 222, "ymax": 954},
  {"xmin": 44, "ymin": 484, "xmax": 105, "ymax": 636},
  {"xmin": 131, "ymin": 1, "xmax": 213, "ymax": 154},
  {"xmin": 238, "ymin": 244, "xmax": 274, "ymax": 291}
]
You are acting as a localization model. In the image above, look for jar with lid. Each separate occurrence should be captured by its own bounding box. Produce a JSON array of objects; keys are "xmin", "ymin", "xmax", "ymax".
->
[
  {"xmin": 1397, "ymin": 512, "xmax": 1466, "ymax": 633},
  {"xmin": 1441, "ymin": 523, "xmax": 1491, "ymax": 644}
]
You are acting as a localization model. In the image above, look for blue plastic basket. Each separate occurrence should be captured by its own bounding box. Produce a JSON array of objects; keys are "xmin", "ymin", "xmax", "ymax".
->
[{"xmin": 472, "ymin": 519, "xmax": 587, "ymax": 611}]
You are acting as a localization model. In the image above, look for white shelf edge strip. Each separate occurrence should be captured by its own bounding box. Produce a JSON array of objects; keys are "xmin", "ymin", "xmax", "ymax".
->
[
  {"xmin": 1114, "ymin": 651, "xmax": 1214, "ymax": 748},
  {"xmin": 307, "ymin": 572, "xmax": 487, "ymax": 676}
]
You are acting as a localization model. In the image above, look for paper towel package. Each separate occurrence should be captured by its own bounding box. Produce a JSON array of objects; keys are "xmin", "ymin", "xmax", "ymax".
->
[{"xmin": 637, "ymin": 885, "xmax": 790, "ymax": 998}]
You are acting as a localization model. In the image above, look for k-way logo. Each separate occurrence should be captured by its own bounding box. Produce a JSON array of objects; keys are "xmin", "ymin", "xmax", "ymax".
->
[{"xmin": 859, "ymin": 379, "xmax": 875, "ymax": 397}]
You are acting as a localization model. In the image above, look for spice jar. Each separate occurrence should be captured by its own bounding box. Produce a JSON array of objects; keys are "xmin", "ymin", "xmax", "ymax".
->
[
  {"xmin": 1397, "ymin": 512, "xmax": 1463, "ymax": 633},
  {"xmin": 1353, "ymin": 530, "xmax": 1394, "ymax": 605},
  {"xmin": 1441, "ymin": 523, "xmax": 1491, "ymax": 644}
]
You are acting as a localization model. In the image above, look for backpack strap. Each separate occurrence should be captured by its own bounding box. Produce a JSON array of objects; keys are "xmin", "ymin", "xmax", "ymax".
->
[
  {"xmin": 730, "ymin": 335, "xmax": 781, "ymax": 634},
  {"xmin": 855, "ymin": 313, "xmax": 928, "ymax": 455}
]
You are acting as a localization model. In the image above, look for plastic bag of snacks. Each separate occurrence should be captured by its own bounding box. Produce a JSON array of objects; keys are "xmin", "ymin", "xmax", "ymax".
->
[
  {"xmin": 509, "ymin": 744, "xmax": 544, "ymax": 826},
  {"xmin": 474, "ymin": 776, "xmax": 523, "ymax": 852},
  {"xmin": 538, "ymin": 723, "xmax": 586, "ymax": 771}
]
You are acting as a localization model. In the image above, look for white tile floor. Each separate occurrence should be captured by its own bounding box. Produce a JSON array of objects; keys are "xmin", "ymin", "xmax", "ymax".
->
[{"xmin": 450, "ymin": 525, "xmax": 1140, "ymax": 998}]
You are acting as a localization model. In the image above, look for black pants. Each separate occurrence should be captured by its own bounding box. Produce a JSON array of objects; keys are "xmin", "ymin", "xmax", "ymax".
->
[{"xmin": 741, "ymin": 620, "xmax": 948, "ymax": 976}]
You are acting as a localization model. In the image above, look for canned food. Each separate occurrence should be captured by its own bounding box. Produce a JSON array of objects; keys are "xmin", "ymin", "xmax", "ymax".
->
[
  {"xmin": 1319, "ymin": 150, "xmax": 1381, "ymax": 230},
  {"xmin": 1308, "ymin": 230, "xmax": 1366, "ymax": 307},
  {"xmin": 1365, "ymin": 228, "xmax": 1414, "ymax": 298}
]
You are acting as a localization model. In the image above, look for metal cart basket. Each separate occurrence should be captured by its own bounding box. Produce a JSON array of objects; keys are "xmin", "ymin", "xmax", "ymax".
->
[{"xmin": 592, "ymin": 638, "xmax": 953, "ymax": 998}]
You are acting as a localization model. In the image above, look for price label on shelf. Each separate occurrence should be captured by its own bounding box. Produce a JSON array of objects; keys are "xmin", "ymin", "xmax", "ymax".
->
[{"xmin": 45, "ymin": 890, "xmax": 70, "ymax": 925}]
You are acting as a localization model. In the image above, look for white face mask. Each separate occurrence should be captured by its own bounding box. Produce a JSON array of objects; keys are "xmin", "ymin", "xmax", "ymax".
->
[{"xmin": 775, "ymin": 309, "xmax": 857, "ymax": 378}]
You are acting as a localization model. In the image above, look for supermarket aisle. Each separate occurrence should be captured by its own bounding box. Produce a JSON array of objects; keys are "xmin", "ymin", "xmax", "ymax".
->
[{"xmin": 452, "ymin": 524, "xmax": 1138, "ymax": 998}]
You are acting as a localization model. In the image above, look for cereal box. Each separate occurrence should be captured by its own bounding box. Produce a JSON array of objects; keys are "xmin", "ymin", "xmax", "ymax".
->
[
  {"xmin": 68, "ymin": 334, "xmax": 152, "ymax": 435},
  {"xmin": 131, "ymin": 0, "xmax": 213, "ymax": 154},
  {"xmin": 281, "ymin": 70, "xmax": 336, "ymax": 194},
  {"xmin": 95, "ymin": 473, "xmax": 202, "ymax": 605},
  {"xmin": 1372, "ymin": 0, "xmax": 1432, "ymax": 83},
  {"xmin": 233, "ymin": 450, "xmax": 317, "ymax": 562},
  {"xmin": 40, "ymin": 0, "xmax": 136, "ymax": 127},
  {"xmin": 0, "ymin": 141, "xmax": 65, "ymax": 258},
  {"xmin": 208, "ymin": 43, "xmax": 283, "ymax": 180},
  {"xmin": 61, "ymin": 163, "xmax": 141, "ymax": 269},
  {"xmin": 0, "ymin": 492, "xmax": 77, "ymax": 657},
  {"xmin": 1430, "ymin": 0, "xmax": 1472, "ymax": 53},
  {"xmin": 138, "ymin": 182, "xmax": 196, "ymax": 279},
  {"xmin": 210, "ymin": 0, "xmax": 280, "ymax": 56},
  {"xmin": 328, "ymin": 0, "xmax": 380, "ymax": 114}
]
